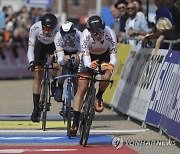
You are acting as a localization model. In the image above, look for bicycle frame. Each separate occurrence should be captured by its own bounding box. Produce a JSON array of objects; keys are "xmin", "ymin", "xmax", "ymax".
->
[
  {"xmin": 55, "ymin": 58, "xmax": 77, "ymax": 137},
  {"xmin": 39, "ymin": 55, "xmax": 54, "ymax": 131}
]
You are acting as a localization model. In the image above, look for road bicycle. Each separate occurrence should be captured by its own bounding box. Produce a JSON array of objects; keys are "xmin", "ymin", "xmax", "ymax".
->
[
  {"xmin": 55, "ymin": 57, "xmax": 77, "ymax": 138},
  {"xmin": 79, "ymin": 67, "xmax": 113, "ymax": 146},
  {"xmin": 39, "ymin": 55, "xmax": 56, "ymax": 131}
]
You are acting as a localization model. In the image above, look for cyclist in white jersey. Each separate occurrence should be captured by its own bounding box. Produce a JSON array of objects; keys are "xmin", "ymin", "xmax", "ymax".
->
[
  {"xmin": 53, "ymin": 21, "xmax": 82, "ymax": 102},
  {"xmin": 70, "ymin": 15, "xmax": 117, "ymax": 136},
  {"xmin": 27, "ymin": 13, "xmax": 59, "ymax": 122}
]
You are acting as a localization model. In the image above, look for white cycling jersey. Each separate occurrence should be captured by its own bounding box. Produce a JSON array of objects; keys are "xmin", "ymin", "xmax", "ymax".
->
[
  {"xmin": 81, "ymin": 26, "xmax": 117, "ymax": 68},
  {"xmin": 54, "ymin": 29, "xmax": 82, "ymax": 65},
  {"xmin": 27, "ymin": 21, "xmax": 59, "ymax": 63}
]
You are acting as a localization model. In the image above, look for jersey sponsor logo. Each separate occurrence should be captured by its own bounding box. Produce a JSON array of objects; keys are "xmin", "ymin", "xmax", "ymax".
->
[
  {"xmin": 30, "ymin": 26, "xmax": 39, "ymax": 33},
  {"xmin": 56, "ymin": 38, "xmax": 63, "ymax": 46},
  {"xmin": 82, "ymin": 35, "xmax": 91, "ymax": 49},
  {"xmin": 105, "ymin": 34, "xmax": 115, "ymax": 46}
]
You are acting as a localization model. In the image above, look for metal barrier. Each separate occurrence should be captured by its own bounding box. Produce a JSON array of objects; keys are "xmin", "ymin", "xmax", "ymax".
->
[{"xmin": 111, "ymin": 42, "xmax": 180, "ymax": 142}]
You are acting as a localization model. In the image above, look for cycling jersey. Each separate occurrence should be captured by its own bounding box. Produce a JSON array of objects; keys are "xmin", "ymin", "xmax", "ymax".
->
[
  {"xmin": 27, "ymin": 21, "xmax": 59, "ymax": 63},
  {"xmin": 81, "ymin": 26, "xmax": 117, "ymax": 68},
  {"xmin": 54, "ymin": 29, "xmax": 82, "ymax": 64}
]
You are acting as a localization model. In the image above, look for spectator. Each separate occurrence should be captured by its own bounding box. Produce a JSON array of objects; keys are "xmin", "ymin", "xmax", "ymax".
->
[
  {"xmin": 153, "ymin": 17, "xmax": 179, "ymax": 60},
  {"xmin": 125, "ymin": 2, "xmax": 150, "ymax": 46},
  {"xmin": 0, "ymin": 32, "xmax": 6, "ymax": 59},
  {"xmin": 131, "ymin": 0, "xmax": 145, "ymax": 19},
  {"xmin": 165, "ymin": 0, "xmax": 180, "ymax": 33},
  {"xmin": 115, "ymin": 0, "xmax": 129, "ymax": 42},
  {"xmin": 110, "ymin": 4, "xmax": 121, "ymax": 39},
  {"xmin": 154, "ymin": 0, "xmax": 173, "ymax": 24},
  {"xmin": 142, "ymin": 17, "xmax": 180, "ymax": 50}
]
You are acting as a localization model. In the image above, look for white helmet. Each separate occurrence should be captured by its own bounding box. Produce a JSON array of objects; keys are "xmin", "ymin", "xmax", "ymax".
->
[{"xmin": 60, "ymin": 21, "xmax": 76, "ymax": 34}]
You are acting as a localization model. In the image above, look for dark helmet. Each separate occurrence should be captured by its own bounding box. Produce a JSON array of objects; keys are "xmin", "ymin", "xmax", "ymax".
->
[
  {"xmin": 41, "ymin": 13, "xmax": 58, "ymax": 29},
  {"xmin": 86, "ymin": 15, "xmax": 105, "ymax": 33},
  {"xmin": 60, "ymin": 21, "xmax": 76, "ymax": 36}
]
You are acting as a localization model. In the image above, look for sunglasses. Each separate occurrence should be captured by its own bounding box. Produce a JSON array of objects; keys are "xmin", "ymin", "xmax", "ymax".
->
[
  {"xmin": 42, "ymin": 26, "xmax": 53, "ymax": 32},
  {"xmin": 127, "ymin": 7, "xmax": 135, "ymax": 11},
  {"xmin": 90, "ymin": 30, "xmax": 104, "ymax": 36},
  {"xmin": 118, "ymin": 6, "xmax": 126, "ymax": 10}
]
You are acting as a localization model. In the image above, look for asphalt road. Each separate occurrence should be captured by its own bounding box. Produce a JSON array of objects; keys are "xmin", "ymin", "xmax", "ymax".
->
[{"xmin": 0, "ymin": 79, "xmax": 179, "ymax": 154}]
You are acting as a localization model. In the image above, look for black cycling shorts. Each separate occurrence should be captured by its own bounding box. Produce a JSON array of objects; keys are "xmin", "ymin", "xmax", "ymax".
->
[
  {"xmin": 34, "ymin": 39, "xmax": 56, "ymax": 65},
  {"xmin": 78, "ymin": 48, "xmax": 110, "ymax": 74}
]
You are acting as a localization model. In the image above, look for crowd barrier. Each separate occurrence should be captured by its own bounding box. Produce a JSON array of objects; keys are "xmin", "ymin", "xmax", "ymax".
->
[
  {"xmin": 111, "ymin": 44, "xmax": 180, "ymax": 142},
  {"xmin": 0, "ymin": 48, "xmax": 31, "ymax": 79}
]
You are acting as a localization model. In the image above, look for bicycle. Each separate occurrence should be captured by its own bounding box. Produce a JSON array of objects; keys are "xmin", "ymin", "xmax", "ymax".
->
[
  {"xmin": 78, "ymin": 67, "xmax": 113, "ymax": 146},
  {"xmin": 38, "ymin": 55, "xmax": 57, "ymax": 131},
  {"xmin": 55, "ymin": 57, "xmax": 77, "ymax": 138}
]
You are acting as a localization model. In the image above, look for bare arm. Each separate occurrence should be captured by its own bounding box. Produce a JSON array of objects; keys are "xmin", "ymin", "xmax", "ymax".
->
[{"xmin": 153, "ymin": 35, "xmax": 165, "ymax": 60}]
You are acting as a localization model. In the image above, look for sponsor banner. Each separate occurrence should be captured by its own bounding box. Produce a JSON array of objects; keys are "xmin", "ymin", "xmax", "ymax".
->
[
  {"xmin": 145, "ymin": 50, "xmax": 180, "ymax": 141},
  {"xmin": 157, "ymin": 50, "xmax": 180, "ymax": 140},
  {"xmin": 127, "ymin": 49, "xmax": 168, "ymax": 121},
  {"xmin": 0, "ymin": 48, "xmax": 31, "ymax": 79},
  {"xmin": 26, "ymin": 0, "xmax": 54, "ymax": 9},
  {"xmin": 111, "ymin": 45, "xmax": 141, "ymax": 113},
  {"xmin": 104, "ymin": 43, "xmax": 131, "ymax": 104}
]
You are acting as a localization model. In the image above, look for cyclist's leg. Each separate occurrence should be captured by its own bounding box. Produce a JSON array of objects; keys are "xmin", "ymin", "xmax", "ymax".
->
[
  {"xmin": 70, "ymin": 77, "xmax": 89, "ymax": 136},
  {"xmin": 31, "ymin": 39, "xmax": 45, "ymax": 122},
  {"xmin": 54, "ymin": 66, "xmax": 65, "ymax": 102},
  {"xmin": 31, "ymin": 67, "xmax": 43, "ymax": 122},
  {"xmin": 95, "ymin": 64, "xmax": 112, "ymax": 112},
  {"xmin": 51, "ymin": 60, "xmax": 61, "ymax": 97},
  {"xmin": 70, "ymin": 58, "xmax": 90, "ymax": 136}
]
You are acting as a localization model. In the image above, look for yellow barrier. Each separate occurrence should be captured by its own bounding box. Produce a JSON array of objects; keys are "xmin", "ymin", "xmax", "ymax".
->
[{"xmin": 103, "ymin": 43, "xmax": 132, "ymax": 104}]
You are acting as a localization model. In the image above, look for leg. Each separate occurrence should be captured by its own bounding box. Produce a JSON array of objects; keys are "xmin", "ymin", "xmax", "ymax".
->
[
  {"xmin": 31, "ymin": 69, "xmax": 43, "ymax": 122},
  {"xmin": 95, "ymin": 70, "xmax": 112, "ymax": 112},
  {"xmin": 70, "ymin": 78, "xmax": 89, "ymax": 136}
]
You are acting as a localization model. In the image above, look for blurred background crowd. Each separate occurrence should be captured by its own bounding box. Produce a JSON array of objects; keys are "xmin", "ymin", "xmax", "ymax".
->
[{"xmin": 0, "ymin": 0, "xmax": 179, "ymax": 60}]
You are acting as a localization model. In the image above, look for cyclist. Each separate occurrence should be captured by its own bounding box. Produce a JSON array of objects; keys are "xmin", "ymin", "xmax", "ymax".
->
[
  {"xmin": 53, "ymin": 21, "xmax": 82, "ymax": 102},
  {"xmin": 70, "ymin": 15, "xmax": 117, "ymax": 136},
  {"xmin": 27, "ymin": 13, "xmax": 58, "ymax": 122}
]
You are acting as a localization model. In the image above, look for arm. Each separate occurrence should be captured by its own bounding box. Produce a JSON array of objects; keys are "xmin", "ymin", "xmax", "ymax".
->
[
  {"xmin": 108, "ymin": 27, "xmax": 117, "ymax": 67},
  {"xmin": 142, "ymin": 31, "xmax": 162, "ymax": 48},
  {"xmin": 153, "ymin": 35, "xmax": 165, "ymax": 60},
  {"xmin": 54, "ymin": 32, "xmax": 65, "ymax": 65},
  {"xmin": 27, "ymin": 23, "xmax": 39, "ymax": 63}
]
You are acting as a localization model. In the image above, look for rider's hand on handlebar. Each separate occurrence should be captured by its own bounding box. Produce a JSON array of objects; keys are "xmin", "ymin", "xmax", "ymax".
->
[
  {"xmin": 28, "ymin": 61, "xmax": 35, "ymax": 72},
  {"xmin": 90, "ymin": 60, "xmax": 99, "ymax": 69},
  {"xmin": 101, "ymin": 63, "xmax": 115, "ymax": 72},
  {"xmin": 106, "ymin": 64, "xmax": 115, "ymax": 71},
  {"xmin": 71, "ymin": 54, "xmax": 80, "ymax": 65},
  {"xmin": 63, "ymin": 55, "xmax": 70, "ymax": 62}
]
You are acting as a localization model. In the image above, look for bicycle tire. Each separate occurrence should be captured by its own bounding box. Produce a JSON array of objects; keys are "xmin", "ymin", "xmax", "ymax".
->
[
  {"xmin": 66, "ymin": 82, "xmax": 72, "ymax": 137},
  {"xmin": 41, "ymin": 79, "xmax": 49, "ymax": 131},
  {"xmin": 79, "ymin": 87, "xmax": 92, "ymax": 145},
  {"xmin": 79, "ymin": 87, "xmax": 96, "ymax": 146}
]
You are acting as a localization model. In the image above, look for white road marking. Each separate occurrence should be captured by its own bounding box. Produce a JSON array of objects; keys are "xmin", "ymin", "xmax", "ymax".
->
[
  {"xmin": 0, "ymin": 149, "xmax": 78, "ymax": 153},
  {"xmin": 0, "ymin": 129, "xmax": 149, "ymax": 134}
]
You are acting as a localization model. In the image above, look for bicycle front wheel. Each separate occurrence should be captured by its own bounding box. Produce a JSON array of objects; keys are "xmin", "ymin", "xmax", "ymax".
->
[
  {"xmin": 79, "ymin": 87, "xmax": 96, "ymax": 146},
  {"xmin": 66, "ymin": 82, "xmax": 73, "ymax": 137},
  {"xmin": 41, "ymin": 79, "xmax": 50, "ymax": 131}
]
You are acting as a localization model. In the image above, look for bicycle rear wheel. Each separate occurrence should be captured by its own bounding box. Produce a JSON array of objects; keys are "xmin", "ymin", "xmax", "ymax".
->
[
  {"xmin": 41, "ymin": 79, "xmax": 50, "ymax": 131},
  {"xmin": 79, "ymin": 87, "xmax": 96, "ymax": 146}
]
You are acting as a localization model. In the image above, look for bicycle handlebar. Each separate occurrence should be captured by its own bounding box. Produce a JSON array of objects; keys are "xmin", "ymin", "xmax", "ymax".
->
[
  {"xmin": 77, "ymin": 74, "xmax": 114, "ymax": 88},
  {"xmin": 85, "ymin": 67, "xmax": 106, "ymax": 76},
  {"xmin": 55, "ymin": 74, "xmax": 77, "ymax": 80}
]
